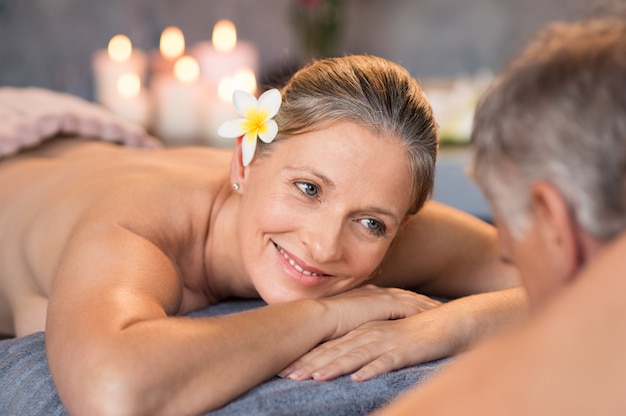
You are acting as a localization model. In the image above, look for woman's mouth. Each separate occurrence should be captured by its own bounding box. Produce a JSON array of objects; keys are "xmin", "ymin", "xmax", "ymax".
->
[{"xmin": 273, "ymin": 242, "xmax": 330, "ymax": 278}]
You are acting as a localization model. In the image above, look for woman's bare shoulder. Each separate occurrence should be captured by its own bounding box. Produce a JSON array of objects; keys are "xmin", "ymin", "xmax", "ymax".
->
[{"xmin": 0, "ymin": 139, "xmax": 232, "ymax": 321}]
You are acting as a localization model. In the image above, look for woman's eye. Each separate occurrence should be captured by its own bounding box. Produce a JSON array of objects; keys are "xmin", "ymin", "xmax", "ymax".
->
[
  {"xmin": 360, "ymin": 218, "xmax": 386, "ymax": 235},
  {"xmin": 295, "ymin": 182, "xmax": 319, "ymax": 197}
]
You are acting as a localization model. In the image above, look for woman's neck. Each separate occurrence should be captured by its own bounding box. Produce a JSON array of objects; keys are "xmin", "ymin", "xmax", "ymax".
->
[{"xmin": 203, "ymin": 182, "xmax": 258, "ymax": 302}]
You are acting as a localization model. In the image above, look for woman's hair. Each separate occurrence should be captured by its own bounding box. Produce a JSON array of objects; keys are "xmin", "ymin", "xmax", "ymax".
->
[
  {"xmin": 470, "ymin": 16, "xmax": 626, "ymax": 240},
  {"xmin": 258, "ymin": 55, "xmax": 438, "ymax": 216}
]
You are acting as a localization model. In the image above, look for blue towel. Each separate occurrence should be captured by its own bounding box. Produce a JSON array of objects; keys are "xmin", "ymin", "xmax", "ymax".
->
[{"xmin": 0, "ymin": 300, "xmax": 449, "ymax": 415}]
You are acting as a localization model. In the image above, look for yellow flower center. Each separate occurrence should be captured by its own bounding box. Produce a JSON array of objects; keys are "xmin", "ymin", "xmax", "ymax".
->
[{"xmin": 242, "ymin": 108, "xmax": 269, "ymax": 141}]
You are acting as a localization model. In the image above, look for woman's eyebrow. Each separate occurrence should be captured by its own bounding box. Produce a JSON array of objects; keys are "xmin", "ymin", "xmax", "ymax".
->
[
  {"xmin": 283, "ymin": 166, "xmax": 336, "ymax": 189},
  {"xmin": 284, "ymin": 166, "xmax": 403, "ymax": 222},
  {"xmin": 363, "ymin": 206, "xmax": 402, "ymax": 224}
]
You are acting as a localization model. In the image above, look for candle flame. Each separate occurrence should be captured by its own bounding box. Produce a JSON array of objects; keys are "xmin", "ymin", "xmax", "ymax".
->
[
  {"xmin": 174, "ymin": 56, "xmax": 200, "ymax": 83},
  {"xmin": 117, "ymin": 72, "xmax": 141, "ymax": 98},
  {"xmin": 217, "ymin": 68, "xmax": 257, "ymax": 103},
  {"xmin": 212, "ymin": 19, "xmax": 237, "ymax": 52},
  {"xmin": 160, "ymin": 26, "xmax": 185, "ymax": 60},
  {"xmin": 217, "ymin": 77, "xmax": 235, "ymax": 102},
  {"xmin": 108, "ymin": 34, "xmax": 132, "ymax": 62},
  {"xmin": 234, "ymin": 68, "xmax": 257, "ymax": 95}
]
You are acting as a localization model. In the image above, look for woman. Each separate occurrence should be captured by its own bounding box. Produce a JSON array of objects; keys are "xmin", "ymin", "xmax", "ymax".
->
[{"xmin": 0, "ymin": 55, "xmax": 525, "ymax": 414}]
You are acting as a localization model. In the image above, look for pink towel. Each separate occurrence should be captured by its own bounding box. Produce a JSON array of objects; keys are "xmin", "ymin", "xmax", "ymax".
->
[{"xmin": 0, "ymin": 87, "xmax": 161, "ymax": 158}]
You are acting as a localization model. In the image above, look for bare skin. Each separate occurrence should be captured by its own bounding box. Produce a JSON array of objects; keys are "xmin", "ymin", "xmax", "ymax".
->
[
  {"xmin": 373, "ymin": 236, "xmax": 626, "ymax": 416},
  {"xmin": 0, "ymin": 138, "xmax": 231, "ymax": 337},
  {"xmin": 0, "ymin": 124, "xmax": 522, "ymax": 415},
  {"xmin": 371, "ymin": 17, "xmax": 626, "ymax": 415}
]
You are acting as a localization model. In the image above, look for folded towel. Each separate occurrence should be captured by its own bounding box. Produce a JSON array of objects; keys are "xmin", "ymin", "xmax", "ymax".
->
[
  {"xmin": 0, "ymin": 332, "xmax": 64, "ymax": 416},
  {"xmin": 210, "ymin": 358, "xmax": 447, "ymax": 416},
  {"xmin": 0, "ymin": 301, "xmax": 449, "ymax": 415},
  {"xmin": 0, "ymin": 87, "xmax": 161, "ymax": 158}
]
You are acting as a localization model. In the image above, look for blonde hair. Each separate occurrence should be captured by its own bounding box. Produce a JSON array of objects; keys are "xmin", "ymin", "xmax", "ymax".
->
[{"xmin": 259, "ymin": 55, "xmax": 438, "ymax": 215}]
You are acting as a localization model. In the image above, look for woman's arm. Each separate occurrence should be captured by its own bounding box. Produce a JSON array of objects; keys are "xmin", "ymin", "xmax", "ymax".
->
[
  {"xmin": 46, "ymin": 222, "xmax": 431, "ymax": 416},
  {"xmin": 280, "ymin": 286, "xmax": 528, "ymax": 381}
]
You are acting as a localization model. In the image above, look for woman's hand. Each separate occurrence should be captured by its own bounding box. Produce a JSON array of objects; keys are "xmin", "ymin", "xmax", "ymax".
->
[
  {"xmin": 279, "ymin": 307, "xmax": 448, "ymax": 382},
  {"xmin": 280, "ymin": 287, "xmax": 529, "ymax": 382},
  {"xmin": 317, "ymin": 284, "xmax": 442, "ymax": 341}
]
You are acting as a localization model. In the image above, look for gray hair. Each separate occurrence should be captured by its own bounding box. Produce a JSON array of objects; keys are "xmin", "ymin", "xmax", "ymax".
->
[
  {"xmin": 470, "ymin": 16, "xmax": 626, "ymax": 240},
  {"xmin": 259, "ymin": 55, "xmax": 438, "ymax": 216}
]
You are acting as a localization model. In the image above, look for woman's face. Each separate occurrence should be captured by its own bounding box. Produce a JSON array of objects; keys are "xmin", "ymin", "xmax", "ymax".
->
[{"xmin": 237, "ymin": 120, "xmax": 414, "ymax": 303}]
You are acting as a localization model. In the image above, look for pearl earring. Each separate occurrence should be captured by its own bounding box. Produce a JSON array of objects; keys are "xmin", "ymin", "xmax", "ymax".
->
[{"xmin": 233, "ymin": 183, "xmax": 240, "ymax": 191}]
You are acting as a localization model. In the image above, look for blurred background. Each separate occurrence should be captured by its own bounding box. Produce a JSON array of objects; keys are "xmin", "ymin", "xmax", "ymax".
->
[
  {"xmin": 0, "ymin": 0, "xmax": 596, "ymax": 100},
  {"xmin": 0, "ymin": 0, "xmax": 602, "ymax": 218}
]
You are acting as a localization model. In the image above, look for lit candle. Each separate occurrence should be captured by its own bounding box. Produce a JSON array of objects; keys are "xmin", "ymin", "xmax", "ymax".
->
[
  {"xmin": 92, "ymin": 34, "xmax": 147, "ymax": 108},
  {"xmin": 151, "ymin": 26, "xmax": 185, "ymax": 77},
  {"xmin": 191, "ymin": 19, "xmax": 259, "ymax": 87},
  {"xmin": 111, "ymin": 72, "xmax": 151, "ymax": 127},
  {"xmin": 152, "ymin": 55, "xmax": 203, "ymax": 146},
  {"xmin": 232, "ymin": 68, "xmax": 258, "ymax": 96},
  {"xmin": 201, "ymin": 67, "xmax": 257, "ymax": 147}
]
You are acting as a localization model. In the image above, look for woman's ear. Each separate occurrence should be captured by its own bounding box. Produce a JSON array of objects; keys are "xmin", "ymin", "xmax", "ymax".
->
[
  {"xmin": 530, "ymin": 181, "xmax": 583, "ymax": 281},
  {"xmin": 230, "ymin": 136, "xmax": 246, "ymax": 192}
]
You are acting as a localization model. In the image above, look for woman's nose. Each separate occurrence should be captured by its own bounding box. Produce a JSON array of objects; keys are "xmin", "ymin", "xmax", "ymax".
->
[{"xmin": 301, "ymin": 215, "xmax": 344, "ymax": 264}]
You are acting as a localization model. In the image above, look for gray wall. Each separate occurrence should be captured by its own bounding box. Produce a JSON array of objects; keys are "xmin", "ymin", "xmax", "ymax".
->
[{"xmin": 0, "ymin": 0, "xmax": 595, "ymax": 101}]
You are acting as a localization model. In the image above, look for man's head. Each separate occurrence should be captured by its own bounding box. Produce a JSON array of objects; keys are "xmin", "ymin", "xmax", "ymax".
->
[{"xmin": 470, "ymin": 16, "xmax": 626, "ymax": 306}]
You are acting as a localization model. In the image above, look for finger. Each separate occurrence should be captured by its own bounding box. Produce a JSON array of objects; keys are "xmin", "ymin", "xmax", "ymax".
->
[
  {"xmin": 403, "ymin": 292, "xmax": 442, "ymax": 310},
  {"xmin": 280, "ymin": 338, "xmax": 369, "ymax": 380},
  {"xmin": 277, "ymin": 341, "xmax": 341, "ymax": 378},
  {"xmin": 281, "ymin": 326, "xmax": 389, "ymax": 380},
  {"xmin": 351, "ymin": 340, "xmax": 449, "ymax": 382},
  {"xmin": 387, "ymin": 289, "xmax": 442, "ymax": 316},
  {"xmin": 280, "ymin": 339, "xmax": 343, "ymax": 374},
  {"xmin": 310, "ymin": 345, "xmax": 384, "ymax": 381},
  {"xmin": 282, "ymin": 319, "xmax": 410, "ymax": 379},
  {"xmin": 350, "ymin": 352, "xmax": 404, "ymax": 382}
]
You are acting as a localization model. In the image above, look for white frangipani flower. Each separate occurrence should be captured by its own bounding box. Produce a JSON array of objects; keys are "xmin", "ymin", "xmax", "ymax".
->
[{"xmin": 217, "ymin": 88, "xmax": 282, "ymax": 166}]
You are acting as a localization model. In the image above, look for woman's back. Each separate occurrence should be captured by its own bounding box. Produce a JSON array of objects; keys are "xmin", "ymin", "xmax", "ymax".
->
[{"xmin": 0, "ymin": 138, "xmax": 231, "ymax": 337}]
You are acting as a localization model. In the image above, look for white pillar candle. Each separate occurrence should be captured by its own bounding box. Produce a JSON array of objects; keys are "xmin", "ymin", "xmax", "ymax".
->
[
  {"xmin": 150, "ymin": 26, "xmax": 185, "ymax": 77},
  {"xmin": 201, "ymin": 68, "xmax": 257, "ymax": 148},
  {"xmin": 110, "ymin": 72, "xmax": 151, "ymax": 127},
  {"xmin": 92, "ymin": 34, "xmax": 147, "ymax": 108},
  {"xmin": 152, "ymin": 55, "xmax": 203, "ymax": 146},
  {"xmin": 191, "ymin": 20, "xmax": 259, "ymax": 88}
]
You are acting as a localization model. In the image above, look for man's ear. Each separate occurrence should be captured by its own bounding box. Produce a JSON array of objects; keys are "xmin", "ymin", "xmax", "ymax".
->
[
  {"xmin": 230, "ymin": 136, "xmax": 246, "ymax": 191},
  {"xmin": 530, "ymin": 181, "xmax": 583, "ymax": 280},
  {"xmin": 401, "ymin": 215, "xmax": 411, "ymax": 227}
]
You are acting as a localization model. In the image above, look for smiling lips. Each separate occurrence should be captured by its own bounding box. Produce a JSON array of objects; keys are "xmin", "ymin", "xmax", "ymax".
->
[{"xmin": 274, "ymin": 242, "xmax": 328, "ymax": 277}]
